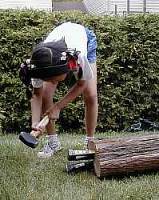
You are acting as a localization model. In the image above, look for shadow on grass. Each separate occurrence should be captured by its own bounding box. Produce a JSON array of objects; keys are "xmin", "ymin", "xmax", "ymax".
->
[{"xmin": 99, "ymin": 169, "xmax": 159, "ymax": 182}]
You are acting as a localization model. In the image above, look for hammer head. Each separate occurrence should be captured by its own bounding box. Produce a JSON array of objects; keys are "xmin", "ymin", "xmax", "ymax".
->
[{"xmin": 19, "ymin": 132, "xmax": 39, "ymax": 148}]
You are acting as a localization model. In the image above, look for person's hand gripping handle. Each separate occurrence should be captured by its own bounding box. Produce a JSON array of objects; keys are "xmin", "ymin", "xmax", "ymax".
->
[
  {"xmin": 31, "ymin": 115, "xmax": 50, "ymax": 138},
  {"xmin": 19, "ymin": 115, "xmax": 52, "ymax": 148}
]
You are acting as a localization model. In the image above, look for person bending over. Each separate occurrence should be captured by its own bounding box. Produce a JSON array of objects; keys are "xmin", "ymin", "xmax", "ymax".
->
[{"xmin": 27, "ymin": 22, "xmax": 98, "ymax": 158}]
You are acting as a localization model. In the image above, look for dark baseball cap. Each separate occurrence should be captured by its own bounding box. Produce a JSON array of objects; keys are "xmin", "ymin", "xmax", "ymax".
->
[{"xmin": 30, "ymin": 40, "xmax": 69, "ymax": 79}]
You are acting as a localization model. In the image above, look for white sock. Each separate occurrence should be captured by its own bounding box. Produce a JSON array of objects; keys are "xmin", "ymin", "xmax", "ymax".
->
[
  {"xmin": 85, "ymin": 136, "xmax": 94, "ymax": 143},
  {"xmin": 48, "ymin": 134, "xmax": 59, "ymax": 143}
]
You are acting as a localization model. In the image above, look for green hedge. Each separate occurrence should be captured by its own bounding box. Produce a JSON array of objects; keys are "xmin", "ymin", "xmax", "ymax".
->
[{"xmin": 0, "ymin": 10, "xmax": 159, "ymax": 133}]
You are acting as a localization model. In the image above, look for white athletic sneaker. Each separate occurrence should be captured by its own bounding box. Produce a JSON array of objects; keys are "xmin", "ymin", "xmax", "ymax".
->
[{"xmin": 37, "ymin": 141, "xmax": 62, "ymax": 158}]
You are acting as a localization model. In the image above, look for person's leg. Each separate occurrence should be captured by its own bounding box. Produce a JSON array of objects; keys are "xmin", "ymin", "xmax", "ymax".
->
[
  {"xmin": 83, "ymin": 62, "xmax": 98, "ymax": 143},
  {"xmin": 31, "ymin": 79, "xmax": 43, "ymax": 129},
  {"xmin": 38, "ymin": 81, "xmax": 61, "ymax": 158},
  {"xmin": 31, "ymin": 87, "xmax": 43, "ymax": 128},
  {"xmin": 42, "ymin": 81, "xmax": 57, "ymax": 135}
]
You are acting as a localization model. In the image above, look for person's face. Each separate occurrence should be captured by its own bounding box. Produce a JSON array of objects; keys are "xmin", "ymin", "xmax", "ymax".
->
[{"xmin": 43, "ymin": 73, "xmax": 67, "ymax": 84}]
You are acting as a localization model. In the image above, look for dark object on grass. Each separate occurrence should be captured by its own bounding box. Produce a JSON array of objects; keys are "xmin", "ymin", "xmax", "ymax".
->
[
  {"xmin": 66, "ymin": 160, "xmax": 94, "ymax": 173},
  {"xmin": 66, "ymin": 149, "xmax": 95, "ymax": 173},
  {"xmin": 68, "ymin": 149, "xmax": 95, "ymax": 161},
  {"xmin": 125, "ymin": 118, "xmax": 159, "ymax": 132}
]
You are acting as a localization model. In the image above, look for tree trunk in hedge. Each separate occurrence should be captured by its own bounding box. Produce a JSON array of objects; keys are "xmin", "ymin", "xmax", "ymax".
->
[{"xmin": 88, "ymin": 133, "xmax": 159, "ymax": 178}]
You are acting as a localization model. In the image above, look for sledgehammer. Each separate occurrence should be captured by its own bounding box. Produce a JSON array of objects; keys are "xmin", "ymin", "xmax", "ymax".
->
[{"xmin": 19, "ymin": 115, "xmax": 49, "ymax": 148}]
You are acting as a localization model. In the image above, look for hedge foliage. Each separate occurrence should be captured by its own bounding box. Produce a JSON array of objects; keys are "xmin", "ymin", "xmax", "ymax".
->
[{"xmin": 0, "ymin": 10, "xmax": 159, "ymax": 133}]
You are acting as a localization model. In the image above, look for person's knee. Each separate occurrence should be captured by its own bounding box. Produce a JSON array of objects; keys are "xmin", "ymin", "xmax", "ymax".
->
[
  {"xmin": 32, "ymin": 87, "xmax": 42, "ymax": 97},
  {"xmin": 42, "ymin": 87, "xmax": 54, "ymax": 110},
  {"xmin": 84, "ymin": 95, "xmax": 98, "ymax": 106},
  {"xmin": 42, "ymin": 88, "xmax": 50, "ymax": 99},
  {"xmin": 42, "ymin": 82, "xmax": 57, "ymax": 102},
  {"xmin": 42, "ymin": 89, "xmax": 52, "ymax": 104}
]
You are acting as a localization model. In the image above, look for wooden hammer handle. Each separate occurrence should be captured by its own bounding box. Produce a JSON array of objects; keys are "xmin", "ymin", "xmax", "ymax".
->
[{"xmin": 31, "ymin": 116, "xmax": 50, "ymax": 137}]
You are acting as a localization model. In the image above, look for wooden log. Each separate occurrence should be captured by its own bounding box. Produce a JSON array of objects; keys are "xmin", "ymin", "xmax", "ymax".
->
[{"xmin": 88, "ymin": 133, "xmax": 159, "ymax": 178}]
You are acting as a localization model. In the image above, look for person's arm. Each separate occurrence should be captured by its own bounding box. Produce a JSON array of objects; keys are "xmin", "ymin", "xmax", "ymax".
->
[
  {"xmin": 45, "ymin": 80, "xmax": 87, "ymax": 119},
  {"xmin": 58, "ymin": 80, "xmax": 87, "ymax": 109}
]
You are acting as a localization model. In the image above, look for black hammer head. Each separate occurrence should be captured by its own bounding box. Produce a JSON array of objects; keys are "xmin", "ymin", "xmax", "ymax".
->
[{"xmin": 19, "ymin": 132, "xmax": 38, "ymax": 148}]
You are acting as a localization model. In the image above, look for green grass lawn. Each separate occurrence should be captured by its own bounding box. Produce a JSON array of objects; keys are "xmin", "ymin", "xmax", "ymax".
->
[{"xmin": 1, "ymin": 132, "xmax": 159, "ymax": 200}]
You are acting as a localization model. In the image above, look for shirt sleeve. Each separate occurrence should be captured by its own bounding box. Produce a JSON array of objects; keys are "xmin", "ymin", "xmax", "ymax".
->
[{"xmin": 44, "ymin": 26, "xmax": 64, "ymax": 43}]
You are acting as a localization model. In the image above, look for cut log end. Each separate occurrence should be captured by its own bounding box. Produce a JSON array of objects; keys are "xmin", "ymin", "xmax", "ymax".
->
[{"xmin": 94, "ymin": 158, "xmax": 101, "ymax": 177}]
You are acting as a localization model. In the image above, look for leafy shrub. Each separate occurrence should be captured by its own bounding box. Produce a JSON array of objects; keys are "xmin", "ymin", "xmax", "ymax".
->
[{"xmin": 0, "ymin": 10, "xmax": 159, "ymax": 133}]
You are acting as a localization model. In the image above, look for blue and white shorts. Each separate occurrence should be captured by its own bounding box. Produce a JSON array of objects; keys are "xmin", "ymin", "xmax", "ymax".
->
[{"xmin": 85, "ymin": 27, "xmax": 97, "ymax": 63}]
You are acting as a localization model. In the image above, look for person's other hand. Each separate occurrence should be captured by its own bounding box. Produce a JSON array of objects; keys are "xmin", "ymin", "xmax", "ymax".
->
[
  {"xmin": 32, "ymin": 122, "xmax": 45, "ymax": 133},
  {"xmin": 45, "ymin": 104, "xmax": 61, "ymax": 120}
]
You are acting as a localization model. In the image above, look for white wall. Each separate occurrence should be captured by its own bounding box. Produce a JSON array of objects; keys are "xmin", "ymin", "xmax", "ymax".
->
[
  {"xmin": 0, "ymin": 0, "xmax": 52, "ymax": 11},
  {"xmin": 129, "ymin": 0, "xmax": 143, "ymax": 12},
  {"xmin": 146, "ymin": 0, "xmax": 159, "ymax": 13},
  {"xmin": 84, "ymin": 0, "xmax": 159, "ymax": 15}
]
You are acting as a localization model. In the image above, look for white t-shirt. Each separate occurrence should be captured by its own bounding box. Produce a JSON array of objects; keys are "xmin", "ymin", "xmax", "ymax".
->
[{"xmin": 44, "ymin": 22, "xmax": 94, "ymax": 80}]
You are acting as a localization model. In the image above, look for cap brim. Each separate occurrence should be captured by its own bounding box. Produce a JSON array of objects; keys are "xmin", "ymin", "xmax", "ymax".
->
[{"xmin": 30, "ymin": 64, "xmax": 69, "ymax": 79}]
